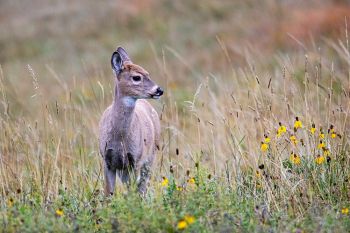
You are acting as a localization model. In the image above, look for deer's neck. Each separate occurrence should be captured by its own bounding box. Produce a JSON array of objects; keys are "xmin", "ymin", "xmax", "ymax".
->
[{"xmin": 112, "ymin": 85, "xmax": 136, "ymax": 137}]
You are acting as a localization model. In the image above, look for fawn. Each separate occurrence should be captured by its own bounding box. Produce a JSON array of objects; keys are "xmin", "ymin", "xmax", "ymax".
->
[{"xmin": 99, "ymin": 47, "xmax": 163, "ymax": 195}]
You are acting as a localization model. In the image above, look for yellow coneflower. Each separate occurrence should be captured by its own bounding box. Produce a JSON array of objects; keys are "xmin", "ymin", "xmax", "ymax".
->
[
  {"xmin": 277, "ymin": 122, "xmax": 287, "ymax": 137},
  {"xmin": 264, "ymin": 135, "xmax": 271, "ymax": 143},
  {"xmin": 319, "ymin": 128, "xmax": 325, "ymax": 139},
  {"xmin": 55, "ymin": 208, "xmax": 64, "ymax": 217},
  {"xmin": 318, "ymin": 141, "xmax": 325, "ymax": 149},
  {"xmin": 294, "ymin": 117, "xmax": 303, "ymax": 129},
  {"xmin": 310, "ymin": 123, "xmax": 316, "ymax": 134},
  {"xmin": 161, "ymin": 177, "xmax": 169, "ymax": 187},
  {"xmin": 188, "ymin": 177, "xmax": 195, "ymax": 184},
  {"xmin": 328, "ymin": 125, "xmax": 334, "ymax": 133},
  {"xmin": 260, "ymin": 142, "xmax": 269, "ymax": 152},
  {"xmin": 341, "ymin": 207, "xmax": 349, "ymax": 215},
  {"xmin": 184, "ymin": 215, "xmax": 195, "ymax": 224},
  {"xmin": 323, "ymin": 149, "xmax": 330, "ymax": 156},
  {"xmin": 331, "ymin": 133, "xmax": 337, "ymax": 138},
  {"xmin": 177, "ymin": 220, "xmax": 188, "ymax": 230},
  {"xmin": 255, "ymin": 170, "xmax": 261, "ymax": 179},
  {"xmin": 290, "ymin": 135, "xmax": 298, "ymax": 145},
  {"xmin": 290, "ymin": 153, "xmax": 301, "ymax": 165},
  {"xmin": 256, "ymin": 183, "xmax": 262, "ymax": 189},
  {"xmin": 315, "ymin": 155, "xmax": 325, "ymax": 165},
  {"xmin": 7, "ymin": 198, "xmax": 14, "ymax": 207},
  {"xmin": 176, "ymin": 186, "xmax": 183, "ymax": 191}
]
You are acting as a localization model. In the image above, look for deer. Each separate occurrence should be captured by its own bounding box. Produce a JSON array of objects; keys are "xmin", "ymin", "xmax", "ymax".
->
[{"xmin": 99, "ymin": 47, "xmax": 163, "ymax": 196}]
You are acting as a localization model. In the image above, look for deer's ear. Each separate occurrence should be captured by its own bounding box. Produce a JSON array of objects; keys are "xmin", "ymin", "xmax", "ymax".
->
[
  {"xmin": 111, "ymin": 51, "xmax": 123, "ymax": 76},
  {"xmin": 111, "ymin": 47, "xmax": 131, "ymax": 76}
]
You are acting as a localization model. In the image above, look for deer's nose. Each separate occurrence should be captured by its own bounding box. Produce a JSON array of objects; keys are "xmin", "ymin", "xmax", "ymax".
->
[{"xmin": 155, "ymin": 87, "xmax": 164, "ymax": 96}]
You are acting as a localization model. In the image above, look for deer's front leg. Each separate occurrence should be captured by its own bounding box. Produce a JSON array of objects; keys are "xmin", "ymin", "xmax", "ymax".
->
[{"xmin": 137, "ymin": 162, "xmax": 152, "ymax": 196}]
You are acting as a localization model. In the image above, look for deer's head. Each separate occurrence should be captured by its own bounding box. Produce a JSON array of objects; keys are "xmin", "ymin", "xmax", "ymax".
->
[{"xmin": 111, "ymin": 47, "xmax": 163, "ymax": 99}]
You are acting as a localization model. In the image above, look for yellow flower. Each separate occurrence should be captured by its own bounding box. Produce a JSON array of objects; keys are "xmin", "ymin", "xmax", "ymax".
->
[
  {"xmin": 184, "ymin": 215, "xmax": 195, "ymax": 224},
  {"xmin": 328, "ymin": 125, "xmax": 334, "ymax": 134},
  {"xmin": 161, "ymin": 177, "xmax": 169, "ymax": 187},
  {"xmin": 319, "ymin": 130, "xmax": 325, "ymax": 139},
  {"xmin": 341, "ymin": 207, "xmax": 349, "ymax": 215},
  {"xmin": 323, "ymin": 149, "xmax": 330, "ymax": 156},
  {"xmin": 294, "ymin": 117, "xmax": 302, "ymax": 129},
  {"xmin": 255, "ymin": 170, "xmax": 261, "ymax": 178},
  {"xmin": 278, "ymin": 122, "xmax": 287, "ymax": 134},
  {"xmin": 264, "ymin": 135, "xmax": 271, "ymax": 143},
  {"xmin": 7, "ymin": 198, "xmax": 14, "ymax": 207},
  {"xmin": 331, "ymin": 133, "xmax": 337, "ymax": 138},
  {"xmin": 55, "ymin": 208, "xmax": 64, "ymax": 217},
  {"xmin": 290, "ymin": 153, "xmax": 301, "ymax": 165},
  {"xmin": 177, "ymin": 220, "xmax": 188, "ymax": 230},
  {"xmin": 176, "ymin": 186, "xmax": 183, "ymax": 191},
  {"xmin": 261, "ymin": 142, "xmax": 269, "ymax": 152},
  {"xmin": 315, "ymin": 155, "xmax": 325, "ymax": 165},
  {"xmin": 318, "ymin": 141, "xmax": 325, "ymax": 149},
  {"xmin": 256, "ymin": 183, "xmax": 262, "ymax": 189},
  {"xmin": 290, "ymin": 135, "xmax": 298, "ymax": 145},
  {"xmin": 310, "ymin": 123, "xmax": 316, "ymax": 134},
  {"xmin": 188, "ymin": 177, "xmax": 195, "ymax": 184}
]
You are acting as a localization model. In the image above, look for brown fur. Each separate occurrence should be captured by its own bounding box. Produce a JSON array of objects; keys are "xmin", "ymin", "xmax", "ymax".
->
[{"xmin": 99, "ymin": 47, "xmax": 163, "ymax": 195}]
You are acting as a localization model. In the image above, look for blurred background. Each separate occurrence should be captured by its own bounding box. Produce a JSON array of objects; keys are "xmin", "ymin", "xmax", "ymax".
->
[{"xmin": 2, "ymin": 0, "xmax": 350, "ymax": 87}]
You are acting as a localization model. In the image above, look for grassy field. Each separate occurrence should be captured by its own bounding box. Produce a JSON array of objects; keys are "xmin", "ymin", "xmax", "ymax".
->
[{"xmin": 1, "ymin": 0, "xmax": 350, "ymax": 232}]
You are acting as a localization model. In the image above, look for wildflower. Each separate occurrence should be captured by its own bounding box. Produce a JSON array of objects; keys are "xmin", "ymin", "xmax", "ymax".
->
[
  {"xmin": 315, "ymin": 155, "xmax": 325, "ymax": 165},
  {"xmin": 341, "ymin": 207, "xmax": 349, "ymax": 215},
  {"xmin": 264, "ymin": 135, "xmax": 271, "ymax": 143},
  {"xmin": 176, "ymin": 186, "xmax": 183, "ymax": 191},
  {"xmin": 331, "ymin": 133, "xmax": 337, "ymax": 138},
  {"xmin": 188, "ymin": 177, "xmax": 195, "ymax": 184},
  {"xmin": 256, "ymin": 183, "xmax": 262, "ymax": 189},
  {"xmin": 161, "ymin": 177, "xmax": 169, "ymax": 187},
  {"xmin": 177, "ymin": 220, "xmax": 188, "ymax": 230},
  {"xmin": 7, "ymin": 198, "xmax": 14, "ymax": 207},
  {"xmin": 277, "ymin": 122, "xmax": 287, "ymax": 138},
  {"xmin": 310, "ymin": 123, "xmax": 316, "ymax": 134},
  {"xmin": 261, "ymin": 142, "xmax": 269, "ymax": 152},
  {"xmin": 290, "ymin": 152, "xmax": 301, "ymax": 165},
  {"xmin": 328, "ymin": 125, "xmax": 334, "ymax": 134},
  {"xmin": 255, "ymin": 170, "xmax": 261, "ymax": 179},
  {"xmin": 290, "ymin": 135, "xmax": 298, "ymax": 145},
  {"xmin": 323, "ymin": 149, "xmax": 330, "ymax": 156},
  {"xmin": 318, "ymin": 141, "xmax": 325, "ymax": 149},
  {"xmin": 55, "ymin": 208, "xmax": 64, "ymax": 217},
  {"xmin": 184, "ymin": 215, "xmax": 195, "ymax": 224},
  {"xmin": 319, "ymin": 128, "xmax": 325, "ymax": 139},
  {"xmin": 294, "ymin": 117, "xmax": 302, "ymax": 130}
]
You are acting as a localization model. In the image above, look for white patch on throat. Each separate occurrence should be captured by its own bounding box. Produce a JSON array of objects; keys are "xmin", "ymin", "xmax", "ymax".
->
[{"xmin": 122, "ymin": 97, "xmax": 136, "ymax": 107}]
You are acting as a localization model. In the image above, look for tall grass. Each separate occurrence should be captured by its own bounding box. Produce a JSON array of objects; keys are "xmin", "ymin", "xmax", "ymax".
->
[{"xmin": 0, "ymin": 37, "xmax": 349, "ymax": 231}]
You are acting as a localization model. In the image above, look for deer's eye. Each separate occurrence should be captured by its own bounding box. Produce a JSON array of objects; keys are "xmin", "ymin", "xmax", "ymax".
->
[{"xmin": 132, "ymin": 76, "xmax": 142, "ymax": 82}]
